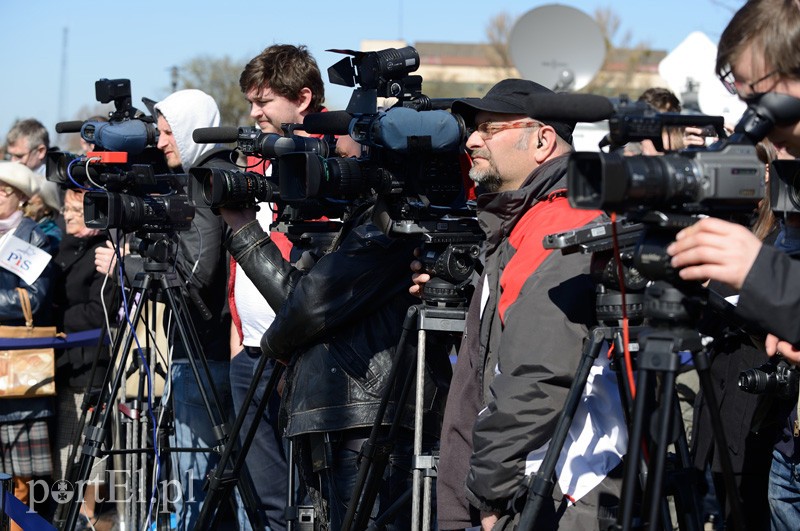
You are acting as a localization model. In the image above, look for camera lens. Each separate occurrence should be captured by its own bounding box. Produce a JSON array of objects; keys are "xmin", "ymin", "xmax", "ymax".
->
[{"xmin": 739, "ymin": 366, "xmax": 776, "ymax": 394}]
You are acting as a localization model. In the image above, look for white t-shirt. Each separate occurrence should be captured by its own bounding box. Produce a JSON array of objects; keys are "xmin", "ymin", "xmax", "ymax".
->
[{"xmin": 234, "ymin": 203, "xmax": 277, "ymax": 347}]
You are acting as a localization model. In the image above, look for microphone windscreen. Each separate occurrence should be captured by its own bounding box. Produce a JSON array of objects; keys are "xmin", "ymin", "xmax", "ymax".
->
[
  {"xmin": 55, "ymin": 121, "xmax": 85, "ymax": 134},
  {"xmin": 527, "ymin": 93, "xmax": 616, "ymax": 123},
  {"xmin": 192, "ymin": 126, "xmax": 239, "ymax": 144},
  {"xmin": 303, "ymin": 111, "xmax": 353, "ymax": 135}
]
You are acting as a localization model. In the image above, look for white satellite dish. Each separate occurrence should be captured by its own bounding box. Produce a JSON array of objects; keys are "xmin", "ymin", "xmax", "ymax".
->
[{"xmin": 508, "ymin": 4, "xmax": 605, "ymax": 91}]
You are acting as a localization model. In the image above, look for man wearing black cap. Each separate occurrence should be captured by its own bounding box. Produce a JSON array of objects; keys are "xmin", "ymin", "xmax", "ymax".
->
[{"xmin": 423, "ymin": 79, "xmax": 623, "ymax": 530}]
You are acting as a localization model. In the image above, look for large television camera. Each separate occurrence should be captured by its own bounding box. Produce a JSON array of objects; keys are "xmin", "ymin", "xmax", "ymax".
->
[
  {"xmin": 49, "ymin": 78, "xmax": 192, "ymax": 233},
  {"xmin": 300, "ymin": 46, "xmax": 482, "ymax": 297},
  {"xmin": 188, "ymin": 124, "xmax": 333, "ymax": 209}
]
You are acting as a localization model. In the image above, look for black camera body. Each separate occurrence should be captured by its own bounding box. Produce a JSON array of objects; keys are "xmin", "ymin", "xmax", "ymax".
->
[
  {"xmin": 50, "ymin": 78, "xmax": 192, "ymax": 234},
  {"xmin": 568, "ymin": 140, "xmax": 765, "ymax": 215},
  {"xmin": 769, "ymin": 159, "xmax": 800, "ymax": 216},
  {"xmin": 739, "ymin": 358, "xmax": 800, "ymax": 399}
]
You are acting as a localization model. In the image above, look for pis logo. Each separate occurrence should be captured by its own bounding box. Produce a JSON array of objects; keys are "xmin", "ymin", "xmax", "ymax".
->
[{"xmin": 6, "ymin": 249, "xmax": 33, "ymax": 271}]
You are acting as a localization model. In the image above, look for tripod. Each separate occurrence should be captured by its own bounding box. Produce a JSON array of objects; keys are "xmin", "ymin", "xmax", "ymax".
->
[
  {"xmin": 517, "ymin": 279, "xmax": 745, "ymax": 531},
  {"xmin": 343, "ymin": 238, "xmax": 477, "ymax": 531},
  {"xmin": 57, "ymin": 235, "xmax": 259, "ymax": 531}
]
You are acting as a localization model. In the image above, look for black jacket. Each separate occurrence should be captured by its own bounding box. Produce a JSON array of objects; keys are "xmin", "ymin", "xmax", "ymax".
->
[
  {"xmin": 226, "ymin": 213, "xmax": 450, "ymax": 437},
  {"xmin": 53, "ymin": 233, "xmax": 115, "ymax": 388},
  {"xmin": 737, "ymin": 243, "xmax": 800, "ymax": 345}
]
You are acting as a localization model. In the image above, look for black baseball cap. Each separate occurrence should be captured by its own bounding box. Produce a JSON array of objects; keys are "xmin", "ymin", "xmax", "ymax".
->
[{"xmin": 452, "ymin": 78, "xmax": 575, "ymax": 144}]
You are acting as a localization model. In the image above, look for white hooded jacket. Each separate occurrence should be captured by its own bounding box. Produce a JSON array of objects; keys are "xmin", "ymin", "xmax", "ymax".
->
[{"xmin": 153, "ymin": 89, "xmax": 220, "ymax": 170}]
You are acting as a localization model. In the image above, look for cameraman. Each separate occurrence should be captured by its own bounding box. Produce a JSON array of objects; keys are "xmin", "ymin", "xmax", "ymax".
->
[
  {"xmin": 225, "ymin": 43, "xmax": 327, "ymax": 531},
  {"xmin": 94, "ymin": 89, "xmax": 237, "ymax": 529},
  {"xmin": 220, "ymin": 124, "xmax": 449, "ymax": 529},
  {"xmin": 667, "ymin": 0, "xmax": 800, "ymax": 348},
  {"xmin": 418, "ymin": 79, "xmax": 624, "ymax": 530},
  {"xmin": 666, "ymin": 1, "xmax": 800, "ymax": 528}
]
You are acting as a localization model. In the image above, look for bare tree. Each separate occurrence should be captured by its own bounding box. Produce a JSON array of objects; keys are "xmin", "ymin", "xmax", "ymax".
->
[
  {"xmin": 485, "ymin": 12, "xmax": 515, "ymax": 73},
  {"xmin": 582, "ymin": 7, "xmax": 654, "ymax": 97},
  {"xmin": 173, "ymin": 55, "xmax": 250, "ymax": 127}
]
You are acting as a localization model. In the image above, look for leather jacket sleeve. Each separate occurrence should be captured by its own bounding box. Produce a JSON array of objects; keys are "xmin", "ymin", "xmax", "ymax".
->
[
  {"xmin": 226, "ymin": 218, "xmax": 416, "ymax": 361},
  {"xmin": 225, "ymin": 220, "xmax": 302, "ymax": 312}
]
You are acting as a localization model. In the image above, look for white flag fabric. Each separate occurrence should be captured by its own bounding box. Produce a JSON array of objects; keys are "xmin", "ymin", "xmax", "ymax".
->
[
  {"xmin": 0, "ymin": 234, "xmax": 52, "ymax": 286},
  {"xmin": 525, "ymin": 348, "xmax": 628, "ymax": 503}
]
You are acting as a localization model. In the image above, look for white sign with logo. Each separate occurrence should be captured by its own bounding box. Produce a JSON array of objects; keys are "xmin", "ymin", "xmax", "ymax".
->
[{"xmin": 0, "ymin": 234, "xmax": 52, "ymax": 285}]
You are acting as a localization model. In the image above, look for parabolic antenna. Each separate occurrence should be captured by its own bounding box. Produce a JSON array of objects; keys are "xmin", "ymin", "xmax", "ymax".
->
[{"xmin": 509, "ymin": 4, "xmax": 606, "ymax": 92}]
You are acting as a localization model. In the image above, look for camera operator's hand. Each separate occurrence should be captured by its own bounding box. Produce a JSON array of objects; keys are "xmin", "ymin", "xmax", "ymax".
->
[
  {"xmin": 409, "ymin": 247, "xmax": 432, "ymax": 298},
  {"xmin": 219, "ymin": 206, "xmax": 257, "ymax": 233},
  {"xmin": 481, "ymin": 511, "xmax": 499, "ymax": 530},
  {"xmin": 667, "ymin": 217, "xmax": 762, "ymax": 290},
  {"xmin": 766, "ymin": 334, "xmax": 800, "ymax": 366},
  {"xmin": 95, "ymin": 240, "xmax": 128, "ymax": 277},
  {"xmin": 409, "ymin": 258, "xmax": 430, "ymax": 298},
  {"xmin": 682, "ymin": 126, "xmax": 714, "ymax": 147}
]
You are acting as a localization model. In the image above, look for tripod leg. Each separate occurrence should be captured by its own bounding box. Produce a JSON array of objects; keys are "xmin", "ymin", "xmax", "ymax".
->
[
  {"xmin": 158, "ymin": 278, "xmax": 264, "ymax": 529},
  {"xmin": 195, "ymin": 352, "xmax": 280, "ymax": 530},
  {"xmin": 692, "ymin": 350, "xmax": 746, "ymax": 531},
  {"xmin": 61, "ymin": 277, "xmax": 154, "ymax": 531},
  {"xmin": 343, "ymin": 306, "xmax": 418, "ymax": 531},
  {"xmin": 517, "ymin": 328, "xmax": 607, "ymax": 531}
]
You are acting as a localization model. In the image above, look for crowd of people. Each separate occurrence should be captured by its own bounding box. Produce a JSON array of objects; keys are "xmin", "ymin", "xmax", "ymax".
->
[{"xmin": 0, "ymin": 1, "xmax": 799, "ymax": 530}]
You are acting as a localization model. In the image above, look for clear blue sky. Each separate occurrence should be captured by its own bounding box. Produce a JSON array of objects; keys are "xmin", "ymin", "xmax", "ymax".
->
[{"xmin": 0, "ymin": 0, "xmax": 744, "ymax": 146}]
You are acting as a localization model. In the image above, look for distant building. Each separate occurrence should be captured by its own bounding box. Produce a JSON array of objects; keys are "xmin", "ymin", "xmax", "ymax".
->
[{"xmin": 361, "ymin": 39, "xmax": 669, "ymax": 100}]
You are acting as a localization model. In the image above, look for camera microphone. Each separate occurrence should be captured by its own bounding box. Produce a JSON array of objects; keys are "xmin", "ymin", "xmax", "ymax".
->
[
  {"xmin": 193, "ymin": 126, "xmax": 240, "ymax": 144},
  {"xmin": 303, "ymin": 111, "xmax": 353, "ymax": 135},
  {"xmin": 524, "ymin": 93, "xmax": 616, "ymax": 123},
  {"xmin": 55, "ymin": 121, "xmax": 86, "ymax": 134}
]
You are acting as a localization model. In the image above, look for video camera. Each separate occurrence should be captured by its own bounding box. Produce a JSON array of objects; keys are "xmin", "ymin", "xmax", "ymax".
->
[
  {"xmin": 188, "ymin": 124, "xmax": 333, "ymax": 209},
  {"xmin": 189, "ymin": 46, "xmax": 480, "ymax": 293},
  {"xmin": 300, "ymin": 46, "xmax": 482, "ymax": 298},
  {"xmin": 49, "ymin": 78, "xmax": 193, "ymax": 233}
]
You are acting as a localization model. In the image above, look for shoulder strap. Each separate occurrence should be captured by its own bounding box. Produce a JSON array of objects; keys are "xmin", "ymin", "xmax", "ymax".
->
[{"xmin": 16, "ymin": 287, "xmax": 33, "ymax": 328}]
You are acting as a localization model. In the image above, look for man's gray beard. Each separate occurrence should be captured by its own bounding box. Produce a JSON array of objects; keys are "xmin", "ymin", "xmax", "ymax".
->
[{"xmin": 469, "ymin": 166, "xmax": 501, "ymax": 193}]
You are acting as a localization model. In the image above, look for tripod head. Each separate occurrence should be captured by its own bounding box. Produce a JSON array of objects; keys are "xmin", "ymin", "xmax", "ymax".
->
[
  {"xmin": 129, "ymin": 231, "xmax": 180, "ymax": 267},
  {"xmin": 417, "ymin": 238, "xmax": 481, "ymax": 307}
]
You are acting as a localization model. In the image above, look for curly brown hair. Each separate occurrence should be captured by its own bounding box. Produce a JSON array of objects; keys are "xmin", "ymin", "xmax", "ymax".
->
[{"xmin": 239, "ymin": 44, "xmax": 325, "ymax": 112}]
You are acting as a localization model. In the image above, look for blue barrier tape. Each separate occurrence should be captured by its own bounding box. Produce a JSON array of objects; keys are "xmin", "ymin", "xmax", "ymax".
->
[
  {"xmin": 3, "ymin": 491, "xmax": 56, "ymax": 531},
  {"xmin": 0, "ymin": 329, "xmax": 109, "ymax": 350}
]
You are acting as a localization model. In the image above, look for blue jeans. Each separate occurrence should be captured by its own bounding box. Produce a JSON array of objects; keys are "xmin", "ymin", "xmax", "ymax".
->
[
  {"xmin": 230, "ymin": 348, "xmax": 291, "ymax": 531},
  {"xmin": 170, "ymin": 359, "xmax": 245, "ymax": 530},
  {"xmin": 768, "ymin": 448, "xmax": 800, "ymax": 531}
]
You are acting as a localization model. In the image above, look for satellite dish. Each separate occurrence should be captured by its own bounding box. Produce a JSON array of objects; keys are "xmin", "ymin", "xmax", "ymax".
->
[{"xmin": 509, "ymin": 4, "xmax": 605, "ymax": 91}]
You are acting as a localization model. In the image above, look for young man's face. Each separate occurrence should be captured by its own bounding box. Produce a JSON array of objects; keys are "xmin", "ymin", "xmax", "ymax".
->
[
  {"xmin": 732, "ymin": 44, "xmax": 800, "ymax": 157},
  {"xmin": 245, "ymin": 86, "xmax": 307, "ymax": 135}
]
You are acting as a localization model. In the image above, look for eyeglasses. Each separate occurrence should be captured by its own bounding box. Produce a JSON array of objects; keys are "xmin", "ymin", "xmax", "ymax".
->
[
  {"xmin": 719, "ymin": 66, "xmax": 781, "ymax": 99},
  {"xmin": 471, "ymin": 120, "xmax": 543, "ymax": 140},
  {"xmin": 0, "ymin": 186, "xmax": 16, "ymax": 196},
  {"xmin": 3, "ymin": 150, "xmax": 32, "ymax": 162}
]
